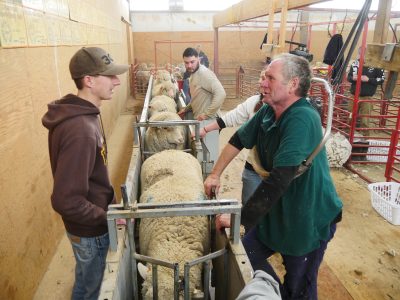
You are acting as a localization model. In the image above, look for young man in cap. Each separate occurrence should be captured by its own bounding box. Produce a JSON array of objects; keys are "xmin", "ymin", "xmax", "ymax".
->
[{"xmin": 42, "ymin": 47, "xmax": 129, "ymax": 300}]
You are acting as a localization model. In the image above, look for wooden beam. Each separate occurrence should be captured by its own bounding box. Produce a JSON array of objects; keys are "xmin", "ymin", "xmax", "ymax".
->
[
  {"xmin": 278, "ymin": 0, "xmax": 289, "ymax": 51},
  {"xmin": 365, "ymin": 43, "xmax": 400, "ymax": 72},
  {"xmin": 373, "ymin": 0, "xmax": 392, "ymax": 43},
  {"xmin": 267, "ymin": 0, "xmax": 275, "ymax": 44},
  {"xmin": 213, "ymin": 0, "xmax": 328, "ymax": 28}
]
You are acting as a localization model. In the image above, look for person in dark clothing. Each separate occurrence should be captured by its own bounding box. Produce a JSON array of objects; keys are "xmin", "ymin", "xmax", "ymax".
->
[
  {"xmin": 196, "ymin": 44, "xmax": 210, "ymax": 68},
  {"xmin": 42, "ymin": 47, "xmax": 129, "ymax": 300},
  {"xmin": 182, "ymin": 70, "xmax": 191, "ymax": 104},
  {"xmin": 347, "ymin": 52, "xmax": 385, "ymax": 136},
  {"xmin": 323, "ymin": 33, "xmax": 344, "ymax": 80}
]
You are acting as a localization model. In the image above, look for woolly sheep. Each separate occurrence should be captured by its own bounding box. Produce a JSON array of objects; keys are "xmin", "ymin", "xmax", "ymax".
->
[
  {"xmin": 152, "ymin": 81, "xmax": 176, "ymax": 98},
  {"xmin": 140, "ymin": 149, "xmax": 202, "ymax": 191},
  {"xmin": 148, "ymin": 95, "xmax": 177, "ymax": 117},
  {"xmin": 136, "ymin": 69, "xmax": 151, "ymax": 93},
  {"xmin": 154, "ymin": 70, "xmax": 172, "ymax": 84},
  {"xmin": 144, "ymin": 112, "xmax": 186, "ymax": 153},
  {"xmin": 139, "ymin": 150, "xmax": 209, "ymax": 299},
  {"xmin": 325, "ymin": 131, "xmax": 352, "ymax": 167}
]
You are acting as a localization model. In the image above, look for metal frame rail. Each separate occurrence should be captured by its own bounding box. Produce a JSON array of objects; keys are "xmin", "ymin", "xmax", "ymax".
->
[
  {"xmin": 106, "ymin": 72, "xmax": 240, "ymax": 299},
  {"xmin": 107, "ymin": 199, "xmax": 242, "ymax": 300}
]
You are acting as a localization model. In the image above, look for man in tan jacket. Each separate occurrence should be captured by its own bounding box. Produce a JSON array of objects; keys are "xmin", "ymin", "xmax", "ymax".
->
[{"xmin": 180, "ymin": 47, "xmax": 226, "ymax": 162}]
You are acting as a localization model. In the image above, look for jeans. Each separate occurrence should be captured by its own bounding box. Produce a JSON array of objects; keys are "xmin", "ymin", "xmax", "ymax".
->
[
  {"xmin": 67, "ymin": 232, "xmax": 110, "ymax": 300},
  {"xmin": 243, "ymin": 223, "xmax": 336, "ymax": 300},
  {"xmin": 241, "ymin": 167, "xmax": 263, "ymax": 206}
]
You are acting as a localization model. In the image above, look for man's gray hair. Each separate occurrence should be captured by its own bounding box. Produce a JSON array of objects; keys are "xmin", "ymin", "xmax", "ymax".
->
[{"xmin": 274, "ymin": 53, "xmax": 312, "ymax": 97}]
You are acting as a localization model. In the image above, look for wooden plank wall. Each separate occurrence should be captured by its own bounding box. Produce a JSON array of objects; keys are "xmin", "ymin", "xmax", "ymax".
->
[
  {"xmin": 131, "ymin": 29, "xmax": 383, "ymax": 68},
  {"xmin": 0, "ymin": 0, "xmax": 131, "ymax": 299}
]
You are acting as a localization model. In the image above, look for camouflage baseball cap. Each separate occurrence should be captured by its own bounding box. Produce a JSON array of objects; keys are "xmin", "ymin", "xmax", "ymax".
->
[{"xmin": 69, "ymin": 47, "xmax": 129, "ymax": 79}]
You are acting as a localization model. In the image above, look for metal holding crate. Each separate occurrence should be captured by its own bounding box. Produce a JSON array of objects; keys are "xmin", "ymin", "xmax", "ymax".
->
[{"xmin": 367, "ymin": 182, "xmax": 400, "ymax": 225}]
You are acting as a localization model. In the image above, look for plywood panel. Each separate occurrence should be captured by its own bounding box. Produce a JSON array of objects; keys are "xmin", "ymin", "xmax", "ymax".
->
[
  {"xmin": 0, "ymin": 5, "xmax": 130, "ymax": 300},
  {"xmin": 0, "ymin": 48, "xmax": 64, "ymax": 299}
]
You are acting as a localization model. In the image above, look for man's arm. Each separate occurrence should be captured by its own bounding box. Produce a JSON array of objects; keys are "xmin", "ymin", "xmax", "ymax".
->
[
  {"xmin": 222, "ymin": 95, "xmax": 260, "ymax": 127},
  {"xmin": 347, "ymin": 63, "xmax": 356, "ymax": 83},
  {"xmin": 368, "ymin": 68, "xmax": 385, "ymax": 86},
  {"xmin": 204, "ymin": 143, "xmax": 241, "ymax": 198},
  {"xmin": 241, "ymin": 165, "xmax": 299, "ymax": 230},
  {"xmin": 202, "ymin": 71, "xmax": 226, "ymax": 118}
]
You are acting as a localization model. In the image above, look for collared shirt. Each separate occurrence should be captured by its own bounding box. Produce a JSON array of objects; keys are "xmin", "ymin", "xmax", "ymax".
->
[{"xmin": 237, "ymin": 98, "xmax": 343, "ymax": 255}]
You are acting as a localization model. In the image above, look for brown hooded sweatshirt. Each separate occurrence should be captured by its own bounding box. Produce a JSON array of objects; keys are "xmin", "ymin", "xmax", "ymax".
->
[{"xmin": 42, "ymin": 94, "xmax": 115, "ymax": 237}]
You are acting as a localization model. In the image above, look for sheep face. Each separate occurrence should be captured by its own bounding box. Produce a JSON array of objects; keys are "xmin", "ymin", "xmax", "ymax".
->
[
  {"xmin": 148, "ymin": 95, "xmax": 177, "ymax": 118},
  {"xmin": 144, "ymin": 112, "xmax": 186, "ymax": 153},
  {"xmin": 145, "ymin": 126, "xmax": 185, "ymax": 152}
]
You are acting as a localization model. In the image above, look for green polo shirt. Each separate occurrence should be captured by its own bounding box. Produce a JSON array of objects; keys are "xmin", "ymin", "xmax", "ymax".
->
[{"xmin": 237, "ymin": 98, "xmax": 343, "ymax": 256}]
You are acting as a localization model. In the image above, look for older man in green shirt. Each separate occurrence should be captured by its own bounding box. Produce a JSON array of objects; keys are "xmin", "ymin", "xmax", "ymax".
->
[{"xmin": 204, "ymin": 53, "xmax": 342, "ymax": 300}]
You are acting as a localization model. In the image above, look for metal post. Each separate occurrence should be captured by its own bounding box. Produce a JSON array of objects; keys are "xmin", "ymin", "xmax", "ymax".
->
[
  {"xmin": 127, "ymin": 220, "xmax": 139, "ymax": 300},
  {"xmin": 184, "ymin": 263, "xmax": 190, "ymax": 300},
  {"xmin": 152, "ymin": 264, "xmax": 158, "ymax": 300},
  {"xmin": 173, "ymin": 263, "xmax": 180, "ymax": 300},
  {"xmin": 203, "ymin": 261, "xmax": 211, "ymax": 300}
]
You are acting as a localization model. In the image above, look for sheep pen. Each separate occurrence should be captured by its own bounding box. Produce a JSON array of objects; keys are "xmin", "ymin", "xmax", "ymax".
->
[{"xmin": 139, "ymin": 150, "xmax": 210, "ymax": 299}]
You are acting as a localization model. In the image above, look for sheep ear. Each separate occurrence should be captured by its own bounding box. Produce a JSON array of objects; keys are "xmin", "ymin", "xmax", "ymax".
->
[{"xmin": 138, "ymin": 262, "xmax": 149, "ymax": 280}]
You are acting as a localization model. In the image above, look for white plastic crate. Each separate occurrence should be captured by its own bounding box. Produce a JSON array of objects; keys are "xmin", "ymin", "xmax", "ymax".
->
[{"xmin": 367, "ymin": 182, "xmax": 400, "ymax": 225}]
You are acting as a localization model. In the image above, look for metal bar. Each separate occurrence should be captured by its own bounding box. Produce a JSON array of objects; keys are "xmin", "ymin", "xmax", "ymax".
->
[
  {"xmin": 134, "ymin": 120, "xmax": 200, "ymax": 128},
  {"xmin": 186, "ymin": 249, "xmax": 227, "ymax": 267},
  {"xmin": 134, "ymin": 199, "xmax": 238, "ymax": 209},
  {"xmin": 134, "ymin": 253, "xmax": 176, "ymax": 269},
  {"xmin": 183, "ymin": 250, "xmax": 226, "ymax": 299},
  {"xmin": 107, "ymin": 206, "xmax": 241, "ymax": 219},
  {"xmin": 222, "ymin": 249, "xmax": 228, "ymax": 300},
  {"xmin": 121, "ymin": 184, "xmax": 129, "ymax": 209},
  {"xmin": 107, "ymin": 218, "xmax": 118, "ymax": 252},
  {"xmin": 173, "ymin": 263, "xmax": 180, "ymax": 300},
  {"xmin": 108, "ymin": 200, "xmax": 239, "ymax": 210},
  {"xmin": 230, "ymin": 213, "xmax": 241, "ymax": 244},
  {"xmin": 152, "ymin": 264, "xmax": 158, "ymax": 300},
  {"xmin": 184, "ymin": 263, "xmax": 190, "ymax": 300},
  {"xmin": 203, "ymin": 261, "xmax": 211, "ymax": 300},
  {"xmin": 127, "ymin": 220, "xmax": 139, "ymax": 300}
]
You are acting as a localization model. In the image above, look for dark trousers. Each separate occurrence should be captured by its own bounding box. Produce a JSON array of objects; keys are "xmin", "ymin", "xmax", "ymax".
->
[{"xmin": 242, "ymin": 223, "xmax": 336, "ymax": 300}]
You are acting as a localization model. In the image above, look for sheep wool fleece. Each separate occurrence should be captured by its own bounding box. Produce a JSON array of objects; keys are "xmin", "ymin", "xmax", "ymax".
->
[
  {"xmin": 148, "ymin": 95, "xmax": 177, "ymax": 117},
  {"xmin": 139, "ymin": 150, "xmax": 209, "ymax": 299},
  {"xmin": 144, "ymin": 112, "xmax": 186, "ymax": 153}
]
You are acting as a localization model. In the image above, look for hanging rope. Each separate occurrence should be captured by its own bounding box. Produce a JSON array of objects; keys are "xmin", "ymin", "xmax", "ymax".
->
[
  {"xmin": 327, "ymin": 10, "xmax": 333, "ymax": 38},
  {"xmin": 330, "ymin": 0, "xmax": 372, "ymax": 92},
  {"xmin": 389, "ymin": 23, "xmax": 399, "ymax": 43},
  {"xmin": 289, "ymin": 10, "xmax": 301, "ymax": 44},
  {"xmin": 339, "ymin": 9, "xmax": 348, "ymax": 35}
]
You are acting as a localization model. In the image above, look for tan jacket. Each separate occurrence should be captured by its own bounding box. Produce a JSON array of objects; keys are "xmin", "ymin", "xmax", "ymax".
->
[{"xmin": 189, "ymin": 65, "xmax": 226, "ymax": 118}]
